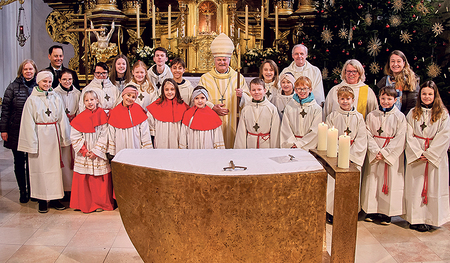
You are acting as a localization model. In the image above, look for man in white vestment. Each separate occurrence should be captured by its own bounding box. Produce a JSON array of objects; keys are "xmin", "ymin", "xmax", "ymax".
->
[
  {"xmin": 147, "ymin": 47, "xmax": 173, "ymax": 96},
  {"xmin": 198, "ymin": 33, "xmax": 250, "ymax": 149},
  {"xmin": 280, "ymin": 44, "xmax": 325, "ymax": 106}
]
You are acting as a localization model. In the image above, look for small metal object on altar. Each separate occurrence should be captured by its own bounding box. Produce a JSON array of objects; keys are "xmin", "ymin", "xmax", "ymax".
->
[
  {"xmin": 289, "ymin": 154, "xmax": 295, "ymax": 161},
  {"xmin": 223, "ymin": 160, "xmax": 247, "ymax": 171}
]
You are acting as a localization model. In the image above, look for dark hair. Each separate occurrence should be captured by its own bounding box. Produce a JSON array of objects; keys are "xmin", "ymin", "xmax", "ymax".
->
[
  {"xmin": 259, "ymin": 59, "xmax": 279, "ymax": 85},
  {"xmin": 110, "ymin": 54, "xmax": 132, "ymax": 86},
  {"xmin": 154, "ymin": 47, "xmax": 168, "ymax": 57},
  {"xmin": 59, "ymin": 68, "xmax": 74, "ymax": 79},
  {"xmin": 250, "ymin": 78, "xmax": 265, "ymax": 89},
  {"xmin": 170, "ymin": 57, "xmax": 186, "ymax": 68},
  {"xmin": 379, "ymin": 86, "xmax": 397, "ymax": 98},
  {"xmin": 94, "ymin": 62, "xmax": 109, "ymax": 73},
  {"xmin": 412, "ymin": 80, "xmax": 447, "ymax": 124},
  {"xmin": 48, "ymin": 45, "xmax": 63, "ymax": 55},
  {"xmin": 158, "ymin": 78, "xmax": 183, "ymax": 104}
]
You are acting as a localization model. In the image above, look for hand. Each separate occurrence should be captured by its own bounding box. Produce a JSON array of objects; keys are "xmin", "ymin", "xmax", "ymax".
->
[
  {"xmin": 375, "ymin": 152, "xmax": 383, "ymax": 160},
  {"xmin": 212, "ymin": 104, "xmax": 229, "ymax": 116},
  {"xmin": 419, "ymin": 154, "xmax": 428, "ymax": 161},
  {"xmin": 291, "ymin": 144, "xmax": 297, "ymax": 148},
  {"xmin": 235, "ymin": 88, "xmax": 243, "ymax": 98},
  {"xmin": 1, "ymin": 132, "xmax": 7, "ymax": 141}
]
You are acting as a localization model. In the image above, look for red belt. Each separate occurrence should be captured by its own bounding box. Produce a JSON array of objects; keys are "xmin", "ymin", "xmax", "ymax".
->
[
  {"xmin": 36, "ymin": 122, "xmax": 64, "ymax": 168},
  {"xmin": 414, "ymin": 134, "xmax": 434, "ymax": 205},
  {"xmin": 248, "ymin": 131, "xmax": 270, "ymax": 149},
  {"xmin": 294, "ymin": 135, "xmax": 303, "ymax": 138},
  {"xmin": 374, "ymin": 135, "xmax": 394, "ymax": 195}
]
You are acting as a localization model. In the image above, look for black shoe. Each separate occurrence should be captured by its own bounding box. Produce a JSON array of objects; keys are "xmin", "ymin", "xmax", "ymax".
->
[
  {"xmin": 380, "ymin": 215, "xmax": 391, "ymax": 225},
  {"xmin": 30, "ymin": 197, "xmax": 38, "ymax": 202},
  {"xmin": 326, "ymin": 213, "xmax": 333, "ymax": 224},
  {"xmin": 365, "ymin": 213, "xmax": 377, "ymax": 222},
  {"xmin": 410, "ymin": 224, "xmax": 431, "ymax": 232},
  {"xmin": 19, "ymin": 190, "xmax": 29, "ymax": 203},
  {"xmin": 38, "ymin": 200, "xmax": 48, "ymax": 213},
  {"xmin": 49, "ymin": 200, "xmax": 66, "ymax": 210}
]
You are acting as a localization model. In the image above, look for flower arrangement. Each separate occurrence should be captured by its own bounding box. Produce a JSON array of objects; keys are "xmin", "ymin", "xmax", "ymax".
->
[{"xmin": 242, "ymin": 48, "xmax": 289, "ymax": 72}]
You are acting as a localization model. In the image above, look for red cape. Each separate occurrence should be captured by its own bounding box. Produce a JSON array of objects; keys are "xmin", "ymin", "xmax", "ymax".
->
[
  {"xmin": 71, "ymin": 108, "xmax": 108, "ymax": 133},
  {"xmin": 146, "ymin": 98, "xmax": 189, "ymax": 122},
  {"xmin": 108, "ymin": 103, "xmax": 148, "ymax": 128},
  {"xmin": 182, "ymin": 106, "xmax": 222, "ymax": 131}
]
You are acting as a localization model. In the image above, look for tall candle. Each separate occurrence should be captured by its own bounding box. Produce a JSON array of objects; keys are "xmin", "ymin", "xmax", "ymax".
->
[
  {"xmin": 193, "ymin": 24, "xmax": 196, "ymax": 37},
  {"xmin": 245, "ymin": 5, "xmax": 248, "ymax": 39},
  {"xmin": 168, "ymin": 5, "xmax": 171, "ymax": 39},
  {"xmin": 275, "ymin": 5, "xmax": 278, "ymax": 39},
  {"xmin": 261, "ymin": 5, "xmax": 264, "ymax": 39},
  {"xmin": 327, "ymin": 127, "xmax": 338, "ymax": 157},
  {"xmin": 219, "ymin": 25, "xmax": 221, "ymax": 33},
  {"xmin": 152, "ymin": 4, "xmax": 156, "ymax": 39},
  {"xmin": 176, "ymin": 28, "xmax": 178, "ymax": 37},
  {"xmin": 338, "ymin": 134, "xmax": 351, "ymax": 168},
  {"xmin": 238, "ymin": 28, "xmax": 240, "ymax": 39},
  {"xmin": 136, "ymin": 5, "xmax": 140, "ymax": 37},
  {"xmin": 317, "ymin": 122, "xmax": 328, "ymax": 151}
]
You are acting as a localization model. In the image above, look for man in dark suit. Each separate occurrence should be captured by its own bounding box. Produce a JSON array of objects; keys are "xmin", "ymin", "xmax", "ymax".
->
[{"xmin": 46, "ymin": 45, "xmax": 80, "ymax": 90}]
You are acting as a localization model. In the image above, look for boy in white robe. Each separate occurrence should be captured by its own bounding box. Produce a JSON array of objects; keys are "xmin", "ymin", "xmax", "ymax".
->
[
  {"xmin": 170, "ymin": 57, "xmax": 194, "ymax": 106},
  {"xmin": 404, "ymin": 81, "xmax": 450, "ymax": 232},
  {"xmin": 147, "ymin": 47, "xmax": 173, "ymax": 95},
  {"xmin": 361, "ymin": 86, "xmax": 407, "ymax": 225},
  {"xmin": 18, "ymin": 71, "xmax": 71, "ymax": 213},
  {"xmin": 234, "ymin": 78, "xmax": 280, "ymax": 148},
  {"xmin": 270, "ymin": 72, "xmax": 295, "ymax": 119},
  {"xmin": 325, "ymin": 86, "xmax": 367, "ymax": 224},
  {"xmin": 280, "ymin": 76, "xmax": 322, "ymax": 150}
]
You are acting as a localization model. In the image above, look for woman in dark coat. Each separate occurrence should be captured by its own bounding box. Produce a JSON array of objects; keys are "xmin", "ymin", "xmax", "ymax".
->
[{"xmin": 0, "ymin": 59, "xmax": 38, "ymax": 203}]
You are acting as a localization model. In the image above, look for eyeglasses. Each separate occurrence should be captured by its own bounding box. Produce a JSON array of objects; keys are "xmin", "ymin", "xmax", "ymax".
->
[
  {"xmin": 60, "ymin": 78, "xmax": 72, "ymax": 82},
  {"xmin": 295, "ymin": 88, "xmax": 309, "ymax": 92},
  {"xmin": 346, "ymin": 70, "xmax": 359, "ymax": 75},
  {"xmin": 94, "ymin": 72, "xmax": 108, "ymax": 76}
]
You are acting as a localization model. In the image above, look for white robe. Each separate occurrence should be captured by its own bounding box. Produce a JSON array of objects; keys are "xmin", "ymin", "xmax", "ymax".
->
[
  {"xmin": 179, "ymin": 124, "xmax": 225, "ymax": 149},
  {"xmin": 270, "ymin": 92, "xmax": 294, "ymax": 119},
  {"xmin": 126, "ymin": 80, "xmax": 158, "ymax": 112},
  {"xmin": 108, "ymin": 122, "xmax": 153, "ymax": 155},
  {"xmin": 264, "ymin": 81, "xmax": 279, "ymax": 101},
  {"xmin": 147, "ymin": 113, "xmax": 184, "ymax": 149},
  {"xmin": 404, "ymin": 108, "xmax": 450, "ymax": 226},
  {"xmin": 361, "ymin": 107, "xmax": 407, "ymax": 216},
  {"xmin": 279, "ymin": 61, "xmax": 325, "ymax": 105},
  {"xmin": 178, "ymin": 79, "xmax": 194, "ymax": 106},
  {"xmin": 234, "ymin": 99, "xmax": 280, "ymax": 149},
  {"xmin": 325, "ymin": 107, "xmax": 367, "ymax": 215},
  {"xmin": 147, "ymin": 64, "xmax": 173, "ymax": 96},
  {"xmin": 17, "ymin": 88, "xmax": 71, "ymax": 200},
  {"xmin": 78, "ymin": 78, "xmax": 121, "ymax": 113},
  {"xmin": 280, "ymin": 99, "xmax": 322, "ymax": 150}
]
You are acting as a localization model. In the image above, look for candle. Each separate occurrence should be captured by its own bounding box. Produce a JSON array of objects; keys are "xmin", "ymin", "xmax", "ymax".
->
[
  {"xmin": 338, "ymin": 134, "xmax": 351, "ymax": 168},
  {"xmin": 317, "ymin": 122, "xmax": 328, "ymax": 151},
  {"xmin": 152, "ymin": 4, "xmax": 156, "ymax": 39},
  {"xmin": 238, "ymin": 28, "xmax": 240, "ymax": 39},
  {"xmin": 168, "ymin": 5, "xmax": 171, "ymax": 39},
  {"xmin": 327, "ymin": 127, "xmax": 338, "ymax": 158},
  {"xmin": 237, "ymin": 43, "xmax": 241, "ymax": 69},
  {"xmin": 245, "ymin": 5, "xmax": 248, "ymax": 39},
  {"xmin": 176, "ymin": 28, "xmax": 179, "ymax": 37},
  {"xmin": 261, "ymin": 5, "xmax": 264, "ymax": 39},
  {"xmin": 193, "ymin": 24, "xmax": 196, "ymax": 37},
  {"xmin": 275, "ymin": 6, "xmax": 278, "ymax": 39},
  {"xmin": 136, "ymin": 4, "xmax": 140, "ymax": 38},
  {"xmin": 219, "ymin": 25, "xmax": 221, "ymax": 33}
]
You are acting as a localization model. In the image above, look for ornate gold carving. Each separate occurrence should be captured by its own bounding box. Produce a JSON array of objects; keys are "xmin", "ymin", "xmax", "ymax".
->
[
  {"xmin": 197, "ymin": 35, "xmax": 214, "ymax": 71},
  {"xmin": 91, "ymin": 42, "xmax": 118, "ymax": 63},
  {"xmin": 126, "ymin": 28, "xmax": 144, "ymax": 50}
]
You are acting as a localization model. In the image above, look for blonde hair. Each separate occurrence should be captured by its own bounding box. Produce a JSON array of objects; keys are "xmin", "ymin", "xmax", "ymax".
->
[
  {"xmin": 337, "ymin": 86, "xmax": 355, "ymax": 99},
  {"xmin": 17, "ymin": 59, "xmax": 38, "ymax": 79},
  {"xmin": 340, "ymin": 59, "xmax": 365, "ymax": 82},
  {"xmin": 132, "ymin": 60, "xmax": 154, "ymax": 93},
  {"xmin": 294, "ymin": 76, "xmax": 312, "ymax": 89},
  {"xmin": 384, "ymin": 50, "xmax": 418, "ymax": 92}
]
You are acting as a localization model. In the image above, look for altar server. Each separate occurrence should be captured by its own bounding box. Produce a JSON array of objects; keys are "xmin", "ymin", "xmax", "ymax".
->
[
  {"xmin": 128, "ymin": 60, "xmax": 157, "ymax": 111},
  {"xmin": 147, "ymin": 78, "xmax": 189, "ymax": 149},
  {"xmin": 18, "ymin": 70, "xmax": 71, "ymax": 213},
  {"xmin": 280, "ymin": 76, "xmax": 322, "ymax": 150},
  {"xmin": 404, "ymin": 81, "xmax": 450, "ymax": 232},
  {"xmin": 170, "ymin": 57, "xmax": 194, "ymax": 106},
  {"xmin": 361, "ymin": 86, "xmax": 407, "ymax": 225},
  {"xmin": 270, "ymin": 72, "xmax": 295, "ymax": 119},
  {"xmin": 148, "ymin": 47, "xmax": 173, "ymax": 95},
  {"xmin": 234, "ymin": 78, "xmax": 280, "ymax": 149},
  {"xmin": 70, "ymin": 90, "xmax": 114, "ymax": 213},
  {"xmin": 325, "ymin": 86, "xmax": 367, "ymax": 223},
  {"xmin": 108, "ymin": 85, "xmax": 153, "ymax": 156},
  {"xmin": 259, "ymin": 59, "xmax": 279, "ymax": 101},
  {"xmin": 179, "ymin": 86, "xmax": 225, "ymax": 149}
]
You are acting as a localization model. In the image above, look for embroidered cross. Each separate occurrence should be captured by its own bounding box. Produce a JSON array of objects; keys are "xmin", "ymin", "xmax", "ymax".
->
[
  {"xmin": 65, "ymin": 108, "xmax": 70, "ymax": 115},
  {"xmin": 266, "ymin": 90, "xmax": 271, "ymax": 98},
  {"xmin": 156, "ymin": 82, "xmax": 161, "ymax": 90},
  {"xmin": 253, "ymin": 123, "xmax": 260, "ymax": 131},
  {"xmin": 138, "ymin": 93, "xmax": 144, "ymax": 101},
  {"xmin": 45, "ymin": 108, "xmax": 52, "ymax": 117},
  {"xmin": 420, "ymin": 122, "xmax": 427, "ymax": 131},
  {"xmin": 105, "ymin": 93, "xmax": 110, "ymax": 101},
  {"xmin": 218, "ymin": 96, "xmax": 226, "ymax": 103},
  {"xmin": 300, "ymin": 109, "xmax": 307, "ymax": 118},
  {"xmin": 377, "ymin": 127, "xmax": 383, "ymax": 136},
  {"xmin": 344, "ymin": 127, "xmax": 352, "ymax": 135}
]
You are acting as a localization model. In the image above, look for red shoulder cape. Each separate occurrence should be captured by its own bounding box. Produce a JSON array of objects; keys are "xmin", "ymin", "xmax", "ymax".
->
[
  {"xmin": 108, "ymin": 103, "xmax": 148, "ymax": 128},
  {"xmin": 182, "ymin": 106, "xmax": 222, "ymax": 131},
  {"xmin": 71, "ymin": 108, "xmax": 108, "ymax": 133},
  {"xmin": 146, "ymin": 98, "xmax": 189, "ymax": 122}
]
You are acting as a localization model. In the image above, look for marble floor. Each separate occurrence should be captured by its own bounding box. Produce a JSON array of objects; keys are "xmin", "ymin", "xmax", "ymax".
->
[{"xmin": 1, "ymin": 145, "xmax": 450, "ymax": 263}]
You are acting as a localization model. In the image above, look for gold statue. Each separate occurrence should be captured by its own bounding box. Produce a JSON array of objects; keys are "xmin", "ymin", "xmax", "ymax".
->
[{"xmin": 90, "ymin": 21, "xmax": 118, "ymax": 63}]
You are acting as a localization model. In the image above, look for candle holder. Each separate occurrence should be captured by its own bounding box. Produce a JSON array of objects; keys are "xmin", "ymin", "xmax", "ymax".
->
[
  {"xmin": 256, "ymin": 38, "xmax": 264, "ymax": 49},
  {"xmin": 152, "ymin": 37, "xmax": 160, "ymax": 48},
  {"xmin": 244, "ymin": 38, "xmax": 250, "ymax": 51},
  {"xmin": 274, "ymin": 38, "xmax": 280, "ymax": 51},
  {"xmin": 166, "ymin": 37, "xmax": 173, "ymax": 51}
]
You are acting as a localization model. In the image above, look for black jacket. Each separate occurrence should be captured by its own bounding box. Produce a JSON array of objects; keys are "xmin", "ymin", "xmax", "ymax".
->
[
  {"xmin": 0, "ymin": 76, "xmax": 35, "ymax": 150},
  {"xmin": 45, "ymin": 64, "xmax": 80, "ymax": 90}
]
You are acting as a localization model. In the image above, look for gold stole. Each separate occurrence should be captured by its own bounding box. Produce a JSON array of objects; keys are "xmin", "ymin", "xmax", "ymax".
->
[{"xmin": 357, "ymin": 85, "xmax": 369, "ymax": 118}]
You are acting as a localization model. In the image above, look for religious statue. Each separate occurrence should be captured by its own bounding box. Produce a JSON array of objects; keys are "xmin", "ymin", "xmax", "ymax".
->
[{"xmin": 90, "ymin": 21, "xmax": 118, "ymax": 63}]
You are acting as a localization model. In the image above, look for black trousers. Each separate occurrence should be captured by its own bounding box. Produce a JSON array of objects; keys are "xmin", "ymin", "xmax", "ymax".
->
[{"xmin": 12, "ymin": 149, "xmax": 30, "ymax": 193}]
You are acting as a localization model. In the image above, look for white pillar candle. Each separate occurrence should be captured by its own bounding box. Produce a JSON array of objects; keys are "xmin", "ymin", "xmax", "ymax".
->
[
  {"xmin": 317, "ymin": 122, "xmax": 328, "ymax": 151},
  {"xmin": 193, "ymin": 24, "xmax": 196, "ymax": 37},
  {"xmin": 136, "ymin": 4, "xmax": 140, "ymax": 37},
  {"xmin": 168, "ymin": 5, "xmax": 171, "ymax": 39},
  {"xmin": 152, "ymin": 4, "xmax": 156, "ymax": 39},
  {"xmin": 261, "ymin": 5, "xmax": 264, "ymax": 39},
  {"xmin": 238, "ymin": 28, "xmax": 240, "ymax": 39},
  {"xmin": 338, "ymin": 134, "xmax": 351, "ymax": 168},
  {"xmin": 245, "ymin": 5, "xmax": 248, "ymax": 39},
  {"xmin": 275, "ymin": 6, "xmax": 278, "ymax": 39},
  {"xmin": 219, "ymin": 25, "xmax": 221, "ymax": 33},
  {"xmin": 176, "ymin": 28, "xmax": 178, "ymax": 37},
  {"xmin": 327, "ymin": 127, "xmax": 338, "ymax": 158}
]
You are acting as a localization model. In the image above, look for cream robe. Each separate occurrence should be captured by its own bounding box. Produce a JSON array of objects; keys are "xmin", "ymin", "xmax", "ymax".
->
[
  {"xmin": 323, "ymin": 80, "xmax": 378, "ymax": 121},
  {"xmin": 178, "ymin": 79, "xmax": 194, "ymax": 106},
  {"xmin": 264, "ymin": 81, "xmax": 279, "ymax": 101},
  {"xmin": 234, "ymin": 99, "xmax": 280, "ymax": 149},
  {"xmin": 71, "ymin": 123, "xmax": 110, "ymax": 176},
  {"xmin": 108, "ymin": 119, "xmax": 153, "ymax": 155},
  {"xmin": 270, "ymin": 92, "xmax": 294, "ymax": 119},
  {"xmin": 17, "ymin": 88, "xmax": 71, "ymax": 200},
  {"xmin": 179, "ymin": 124, "xmax": 225, "ymax": 149},
  {"xmin": 147, "ymin": 64, "xmax": 173, "ymax": 96},
  {"xmin": 79, "ymin": 78, "xmax": 121, "ymax": 113},
  {"xmin": 280, "ymin": 99, "xmax": 322, "ymax": 150},
  {"xmin": 198, "ymin": 68, "xmax": 250, "ymax": 149},
  {"xmin": 404, "ymin": 108, "xmax": 450, "ymax": 226},
  {"xmin": 147, "ymin": 113, "xmax": 184, "ymax": 149},
  {"xmin": 125, "ymin": 80, "xmax": 158, "ymax": 112},
  {"xmin": 361, "ymin": 107, "xmax": 406, "ymax": 216},
  {"xmin": 326, "ymin": 107, "xmax": 367, "ymax": 215},
  {"xmin": 54, "ymin": 84, "xmax": 81, "ymax": 191},
  {"xmin": 279, "ymin": 61, "xmax": 325, "ymax": 105}
]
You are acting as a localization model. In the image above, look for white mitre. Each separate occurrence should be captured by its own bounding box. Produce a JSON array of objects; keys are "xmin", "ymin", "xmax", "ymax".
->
[{"xmin": 210, "ymin": 33, "xmax": 234, "ymax": 58}]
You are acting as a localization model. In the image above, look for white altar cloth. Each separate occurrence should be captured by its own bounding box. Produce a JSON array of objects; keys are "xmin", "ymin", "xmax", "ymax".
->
[{"xmin": 113, "ymin": 149, "xmax": 323, "ymax": 176}]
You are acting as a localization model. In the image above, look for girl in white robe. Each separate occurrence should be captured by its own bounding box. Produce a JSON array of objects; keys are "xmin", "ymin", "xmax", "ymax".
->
[
  {"xmin": 179, "ymin": 87, "xmax": 225, "ymax": 149},
  {"xmin": 259, "ymin": 59, "xmax": 279, "ymax": 101},
  {"xmin": 280, "ymin": 76, "xmax": 322, "ymax": 150},
  {"xmin": 170, "ymin": 57, "xmax": 194, "ymax": 106},
  {"xmin": 18, "ymin": 71, "xmax": 71, "ymax": 213},
  {"xmin": 271, "ymin": 72, "xmax": 295, "ymax": 119},
  {"xmin": 127, "ymin": 60, "xmax": 158, "ymax": 111},
  {"xmin": 404, "ymin": 81, "xmax": 450, "ymax": 232},
  {"xmin": 325, "ymin": 86, "xmax": 367, "ymax": 223},
  {"xmin": 361, "ymin": 86, "xmax": 407, "ymax": 225},
  {"xmin": 234, "ymin": 78, "xmax": 280, "ymax": 149},
  {"xmin": 108, "ymin": 85, "xmax": 153, "ymax": 156},
  {"xmin": 70, "ymin": 90, "xmax": 114, "ymax": 213},
  {"xmin": 147, "ymin": 79, "xmax": 189, "ymax": 149}
]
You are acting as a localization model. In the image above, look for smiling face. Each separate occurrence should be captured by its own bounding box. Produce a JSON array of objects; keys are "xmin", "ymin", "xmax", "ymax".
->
[
  {"xmin": 389, "ymin": 54, "xmax": 405, "ymax": 76},
  {"xmin": 292, "ymin": 46, "xmax": 307, "ymax": 67},
  {"xmin": 48, "ymin": 48, "xmax": 63, "ymax": 68},
  {"xmin": 164, "ymin": 82, "xmax": 176, "ymax": 100},
  {"xmin": 94, "ymin": 66, "xmax": 108, "ymax": 80},
  {"xmin": 345, "ymin": 64, "xmax": 360, "ymax": 85},
  {"xmin": 379, "ymin": 93, "xmax": 397, "ymax": 109},
  {"xmin": 294, "ymin": 84, "xmax": 311, "ymax": 100},
  {"xmin": 59, "ymin": 72, "xmax": 73, "ymax": 89},
  {"xmin": 22, "ymin": 63, "xmax": 36, "ymax": 81},
  {"xmin": 133, "ymin": 66, "xmax": 146, "ymax": 84},
  {"xmin": 194, "ymin": 93, "xmax": 207, "ymax": 108},
  {"xmin": 261, "ymin": 63, "xmax": 275, "ymax": 83},
  {"xmin": 38, "ymin": 77, "xmax": 53, "ymax": 91},
  {"xmin": 153, "ymin": 50, "xmax": 168, "ymax": 66},
  {"xmin": 115, "ymin": 58, "xmax": 127, "ymax": 76},
  {"xmin": 214, "ymin": 57, "xmax": 230, "ymax": 74},
  {"xmin": 421, "ymin": 87, "xmax": 434, "ymax": 106},
  {"xmin": 84, "ymin": 93, "xmax": 99, "ymax": 111},
  {"xmin": 338, "ymin": 95, "xmax": 354, "ymax": 111},
  {"xmin": 122, "ymin": 92, "xmax": 136, "ymax": 107},
  {"xmin": 170, "ymin": 63, "xmax": 185, "ymax": 82},
  {"xmin": 280, "ymin": 78, "xmax": 294, "ymax": 95},
  {"xmin": 250, "ymin": 83, "xmax": 266, "ymax": 101}
]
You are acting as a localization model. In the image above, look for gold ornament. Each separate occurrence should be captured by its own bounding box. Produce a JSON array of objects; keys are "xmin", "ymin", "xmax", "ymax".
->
[
  {"xmin": 338, "ymin": 28, "xmax": 348, "ymax": 39},
  {"xmin": 432, "ymin": 23, "xmax": 444, "ymax": 37},
  {"xmin": 369, "ymin": 62, "xmax": 380, "ymax": 74},
  {"xmin": 400, "ymin": 31, "xmax": 412, "ymax": 43},
  {"xmin": 427, "ymin": 62, "xmax": 441, "ymax": 78},
  {"xmin": 392, "ymin": 0, "xmax": 404, "ymax": 12},
  {"xmin": 390, "ymin": 15, "xmax": 401, "ymax": 27},
  {"xmin": 416, "ymin": 2, "xmax": 429, "ymax": 15},
  {"xmin": 322, "ymin": 68, "xmax": 329, "ymax": 79},
  {"xmin": 332, "ymin": 67, "xmax": 341, "ymax": 77},
  {"xmin": 365, "ymin": 14, "xmax": 372, "ymax": 26},
  {"xmin": 348, "ymin": 28, "xmax": 353, "ymax": 42},
  {"xmin": 367, "ymin": 37, "xmax": 381, "ymax": 57},
  {"xmin": 321, "ymin": 28, "xmax": 333, "ymax": 44}
]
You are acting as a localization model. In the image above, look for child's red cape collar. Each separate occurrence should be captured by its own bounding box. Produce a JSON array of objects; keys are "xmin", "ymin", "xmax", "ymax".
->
[
  {"xmin": 182, "ymin": 106, "xmax": 222, "ymax": 131},
  {"xmin": 147, "ymin": 98, "xmax": 189, "ymax": 122},
  {"xmin": 108, "ymin": 103, "xmax": 147, "ymax": 128},
  {"xmin": 71, "ymin": 108, "xmax": 108, "ymax": 133}
]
